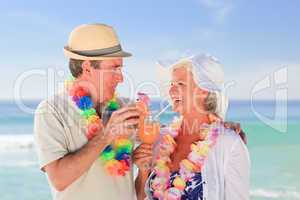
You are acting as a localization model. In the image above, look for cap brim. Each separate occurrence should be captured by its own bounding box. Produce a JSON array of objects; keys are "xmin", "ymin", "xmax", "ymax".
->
[{"xmin": 63, "ymin": 47, "xmax": 132, "ymax": 61}]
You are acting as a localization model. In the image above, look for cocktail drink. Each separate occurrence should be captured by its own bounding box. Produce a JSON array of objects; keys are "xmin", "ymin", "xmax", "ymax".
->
[
  {"xmin": 138, "ymin": 116, "xmax": 160, "ymax": 144},
  {"xmin": 136, "ymin": 92, "xmax": 160, "ymax": 144}
]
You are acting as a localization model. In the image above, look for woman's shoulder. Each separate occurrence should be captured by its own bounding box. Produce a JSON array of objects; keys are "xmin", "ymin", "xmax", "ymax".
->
[
  {"xmin": 216, "ymin": 125, "xmax": 246, "ymax": 152},
  {"xmin": 220, "ymin": 127, "xmax": 240, "ymax": 141}
]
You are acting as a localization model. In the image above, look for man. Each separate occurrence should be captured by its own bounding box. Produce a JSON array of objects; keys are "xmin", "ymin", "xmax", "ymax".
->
[{"xmin": 34, "ymin": 23, "xmax": 140, "ymax": 200}]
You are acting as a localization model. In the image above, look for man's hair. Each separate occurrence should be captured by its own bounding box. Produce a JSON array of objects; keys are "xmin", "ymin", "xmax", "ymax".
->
[{"xmin": 69, "ymin": 59, "xmax": 101, "ymax": 78}]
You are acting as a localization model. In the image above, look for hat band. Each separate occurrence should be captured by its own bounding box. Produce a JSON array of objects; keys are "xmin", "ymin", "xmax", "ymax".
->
[{"xmin": 70, "ymin": 44, "xmax": 122, "ymax": 57}]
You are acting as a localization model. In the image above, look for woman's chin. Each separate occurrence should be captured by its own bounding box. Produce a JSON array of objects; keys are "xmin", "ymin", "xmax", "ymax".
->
[{"xmin": 172, "ymin": 105, "xmax": 183, "ymax": 114}]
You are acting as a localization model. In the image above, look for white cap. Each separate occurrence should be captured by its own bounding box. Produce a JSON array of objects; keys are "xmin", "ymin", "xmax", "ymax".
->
[{"xmin": 157, "ymin": 54, "xmax": 228, "ymax": 119}]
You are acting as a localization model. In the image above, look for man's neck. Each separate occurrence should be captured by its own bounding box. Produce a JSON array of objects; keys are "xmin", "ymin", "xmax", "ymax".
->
[{"xmin": 73, "ymin": 78, "xmax": 104, "ymax": 111}]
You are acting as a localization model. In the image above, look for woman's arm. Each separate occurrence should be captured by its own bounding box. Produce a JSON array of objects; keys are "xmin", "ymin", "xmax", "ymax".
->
[
  {"xmin": 224, "ymin": 137, "xmax": 251, "ymax": 200},
  {"xmin": 133, "ymin": 143, "xmax": 153, "ymax": 200},
  {"xmin": 135, "ymin": 170, "xmax": 150, "ymax": 200}
]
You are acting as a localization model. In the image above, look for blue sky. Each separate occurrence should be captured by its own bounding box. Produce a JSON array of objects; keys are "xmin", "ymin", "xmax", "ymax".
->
[{"xmin": 0, "ymin": 0, "xmax": 299, "ymax": 100}]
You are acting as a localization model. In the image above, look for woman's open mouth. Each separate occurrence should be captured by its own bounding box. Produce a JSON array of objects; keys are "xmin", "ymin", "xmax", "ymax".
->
[{"xmin": 171, "ymin": 97, "xmax": 183, "ymax": 106}]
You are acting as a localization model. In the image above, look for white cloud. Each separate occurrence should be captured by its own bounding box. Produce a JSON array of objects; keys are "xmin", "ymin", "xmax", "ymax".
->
[
  {"xmin": 225, "ymin": 62, "xmax": 300, "ymax": 100},
  {"xmin": 198, "ymin": 0, "xmax": 234, "ymax": 23}
]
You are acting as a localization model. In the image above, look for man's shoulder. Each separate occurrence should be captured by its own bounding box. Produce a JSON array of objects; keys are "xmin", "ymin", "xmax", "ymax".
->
[{"xmin": 35, "ymin": 92, "xmax": 70, "ymax": 115}]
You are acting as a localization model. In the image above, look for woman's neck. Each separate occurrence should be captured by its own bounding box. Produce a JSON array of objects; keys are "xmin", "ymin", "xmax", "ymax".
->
[{"xmin": 181, "ymin": 113, "xmax": 210, "ymax": 137}]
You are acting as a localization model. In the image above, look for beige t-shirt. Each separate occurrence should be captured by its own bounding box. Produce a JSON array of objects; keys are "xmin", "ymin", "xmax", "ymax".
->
[{"xmin": 34, "ymin": 91, "xmax": 135, "ymax": 200}]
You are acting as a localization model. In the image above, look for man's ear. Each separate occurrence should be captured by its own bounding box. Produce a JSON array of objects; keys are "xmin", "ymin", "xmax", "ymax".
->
[{"xmin": 81, "ymin": 60, "xmax": 91, "ymax": 76}]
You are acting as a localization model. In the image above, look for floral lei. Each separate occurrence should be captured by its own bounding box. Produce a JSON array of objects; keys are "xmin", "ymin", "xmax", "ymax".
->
[
  {"xmin": 151, "ymin": 118, "xmax": 221, "ymax": 200},
  {"xmin": 65, "ymin": 76, "xmax": 133, "ymax": 177}
]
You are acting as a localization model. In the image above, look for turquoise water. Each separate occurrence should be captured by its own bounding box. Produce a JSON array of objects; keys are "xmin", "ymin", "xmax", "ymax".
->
[{"xmin": 0, "ymin": 100, "xmax": 299, "ymax": 200}]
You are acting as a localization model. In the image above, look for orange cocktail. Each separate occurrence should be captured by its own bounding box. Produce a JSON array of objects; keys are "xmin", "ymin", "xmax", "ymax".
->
[
  {"xmin": 136, "ymin": 92, "xmax": 160, "ymax": 144},
  {"xmin": 138, "ymin": 118, "xmax": 160, "ymax": 144}
]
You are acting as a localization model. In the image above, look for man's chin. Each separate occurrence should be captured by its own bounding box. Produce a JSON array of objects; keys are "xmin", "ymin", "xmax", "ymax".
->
[{"xmin": 105, "ymin": 92, "xmax": 115, "ymax": 102}]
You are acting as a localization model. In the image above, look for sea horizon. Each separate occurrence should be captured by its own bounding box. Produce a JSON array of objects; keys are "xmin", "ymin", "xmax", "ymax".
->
[{"xmin": 0, "ymin": 99, "xmax": 299, "ymax": 200}]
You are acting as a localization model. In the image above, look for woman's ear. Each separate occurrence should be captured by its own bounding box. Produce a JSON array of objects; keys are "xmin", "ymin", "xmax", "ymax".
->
[
  {"xmin": 81, "ymin": 60, "xmax": 91, "ymax": 76},
  {"xmin": 195, "ymin": 87, "xmax": 209, "ymax": 98}
]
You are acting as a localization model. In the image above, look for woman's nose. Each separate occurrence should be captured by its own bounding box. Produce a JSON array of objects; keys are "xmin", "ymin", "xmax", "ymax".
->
[{"xmin": 169, "ymin": 84, "xmax": 177, "ymax": 95}]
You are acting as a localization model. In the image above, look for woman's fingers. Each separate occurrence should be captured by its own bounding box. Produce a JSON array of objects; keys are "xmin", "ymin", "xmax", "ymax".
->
[
  {"xmin": 134, "ymin": 156, "xmax": 152, "ymax": 170},
  {"xmin": 133, "ymin": 143, "xmax": 153, "ymax": 160},
  {"xmin": 134, "ymin": 152, "xmax": 152, "ymax": 159},
  {"xmin": 224, "ymin": 121, "xmax": 241, "ymax": 133},
  {"xmin": 137, "ymin": 143, "xmax": 153, "ymax": 150},
  {"xmin": 134, "ymin": 148, "xmax": 153, "ymax": 155}
]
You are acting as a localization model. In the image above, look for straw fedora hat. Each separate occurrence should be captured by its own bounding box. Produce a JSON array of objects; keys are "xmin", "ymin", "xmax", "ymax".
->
[{"xmin": 64, "ymin": 23, "xmax": 132, "ymax": 60}]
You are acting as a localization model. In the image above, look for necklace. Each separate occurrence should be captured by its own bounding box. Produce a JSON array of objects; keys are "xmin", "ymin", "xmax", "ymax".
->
[
  {"xmin": 65, "ymin": 76, "xmax": 133, "ymax": 177},
  {"xmin": 151, "ymin": 118, "xmax": 221, "ymax": 200}
]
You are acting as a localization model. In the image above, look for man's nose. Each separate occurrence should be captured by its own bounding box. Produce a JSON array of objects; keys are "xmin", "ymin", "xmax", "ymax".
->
[{"xmin": 115, "ymin": 71, "xmax": 124, "ymax": 83}]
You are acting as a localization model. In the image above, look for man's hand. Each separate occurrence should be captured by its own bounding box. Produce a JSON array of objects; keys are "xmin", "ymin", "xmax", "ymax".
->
[
  {"xmin": 44, "ymin": 106, "xmax": 140, "ymax": 192},
  {"xmin": 224, "ymin": 121, "xmax": 247, "ymax": 144},
  {"xmin": 102, "ymin": 106, "xmax": 140, "ymax": 143}
]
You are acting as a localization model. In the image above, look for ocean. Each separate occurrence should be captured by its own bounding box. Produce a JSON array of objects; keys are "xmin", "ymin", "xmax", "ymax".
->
[{"xmin": 0, "ymin": 99, "xmax": 299, "ymax": 200}]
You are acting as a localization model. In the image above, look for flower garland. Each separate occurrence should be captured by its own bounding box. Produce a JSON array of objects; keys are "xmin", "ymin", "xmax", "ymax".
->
[
  {"xmin": 151, "ymin": 118, "xmax": 221, "ymax": 200},
  {"xmin": 65, "ymin": 76, "xmax": 133, "ymax": 177}
]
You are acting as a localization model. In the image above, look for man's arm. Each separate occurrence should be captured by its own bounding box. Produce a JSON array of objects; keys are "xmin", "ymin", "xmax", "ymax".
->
[
  {"xmin": 35, "ymin": 100, "xmax": 140, "ymax": 192},
  {"xmin": 44, "ymin": 133, "xmax": 109, "ymax": 191}
]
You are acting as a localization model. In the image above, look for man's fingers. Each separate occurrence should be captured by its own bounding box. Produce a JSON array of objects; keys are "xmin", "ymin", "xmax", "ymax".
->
[
  {"xmin": 114, "ymin": 106, "xmax": 139, "ymax": 115},
  {"xmin": 119, "ymin": 127, "xmax": 136, "ymax": 137},
  {"xmin": 118, "ymin": 110, "xmax": 140, "ymax": 122},
  {"xmin": 123, "ymin": 118, "xmax": 140, "ymax": 127},
  {"xmin": 105, "ymin": 123, "xmax": 136, "ymax": 138}
]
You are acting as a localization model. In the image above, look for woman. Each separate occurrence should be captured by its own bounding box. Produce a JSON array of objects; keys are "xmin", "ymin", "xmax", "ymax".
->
[{"xmin": 134, "ymin": 54, "xmax": 250, "ymax": 200}]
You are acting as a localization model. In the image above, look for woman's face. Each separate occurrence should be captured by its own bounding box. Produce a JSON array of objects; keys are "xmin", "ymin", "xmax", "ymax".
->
[{"xmin": 169, "ymin": 67, "xmax": 208, "ymax": 116}]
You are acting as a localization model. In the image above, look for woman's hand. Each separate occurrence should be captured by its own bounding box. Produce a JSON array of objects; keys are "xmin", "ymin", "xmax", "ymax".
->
[
  {"xmin": 133, "ymin": 143, "xmax": 153, "ymax": 175},
  {"xmin": 224, "ymin": 121, "xmax": 247, "ymax": 144}
]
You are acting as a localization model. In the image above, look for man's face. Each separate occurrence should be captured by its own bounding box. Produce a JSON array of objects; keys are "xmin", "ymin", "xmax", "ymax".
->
[{"xmin": 89, "ymin": 58, "xmax": 124, "ymax": 103}]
